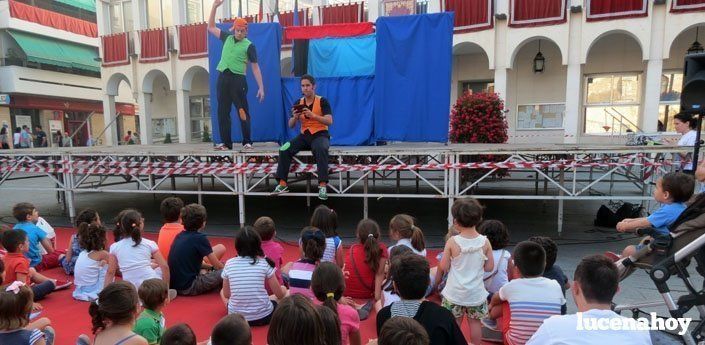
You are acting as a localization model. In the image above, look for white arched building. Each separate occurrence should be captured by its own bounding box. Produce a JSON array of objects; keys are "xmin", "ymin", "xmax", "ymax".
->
[{"xmin": 96, "ymin": 0, "xmax": 705, "ymax": 145}]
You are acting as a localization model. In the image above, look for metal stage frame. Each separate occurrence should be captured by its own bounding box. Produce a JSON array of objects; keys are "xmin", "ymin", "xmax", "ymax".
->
[{"xmin": 0, "ymin": 143, "xmax": 689, "ymax": 234}]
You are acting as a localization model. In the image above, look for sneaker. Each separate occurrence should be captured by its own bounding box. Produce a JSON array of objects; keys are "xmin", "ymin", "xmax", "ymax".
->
[
  {"xmin": 604, "ymin": 251, "xmax": 621, "ymax": 262},
  {"xmin": 53, "ymin": 280, "xmax": 72, "ymax": 291},
  {"xmin": 214, "ymin": 144, "xmax": 227, "ymax": 151},
  {"xmin": 168, "ymin": 289, "xmax": 178, "ymax": 301},
  {"xmin": 481, "ymin": 318, "xmax": 498, "ymax": 331},
  {"xmin": 243, "ymin": 143, "xmax": 253, "ymax": 150},
  {"xmin": 318, "ymin": 186, "xmax": 328, "ymax": 200},
  {"xmin": 271, "ymin": 184, "xmax": 289, "ymax": 195},
  {"xmin": 357, "ymin": 299, "xmax": 374, "ymax": 321}
]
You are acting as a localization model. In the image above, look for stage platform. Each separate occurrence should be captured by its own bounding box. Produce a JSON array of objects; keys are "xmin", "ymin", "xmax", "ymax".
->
[{"xmin": 0, "ymin": 142, "xmax": 691, "ymax": 234}]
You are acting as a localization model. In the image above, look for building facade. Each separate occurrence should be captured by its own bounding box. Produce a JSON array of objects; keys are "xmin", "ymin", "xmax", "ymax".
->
[
  {"xmin": 0, "ymin": 0, "xmax": 136, "ymax": 147},
  {"xmin": 96, "ymin": 0, "xmax": 705, "ymax": 146}
]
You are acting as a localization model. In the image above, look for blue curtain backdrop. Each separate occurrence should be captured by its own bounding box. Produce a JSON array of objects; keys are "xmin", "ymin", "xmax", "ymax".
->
[
  {"xmin": 373, "ymin": 13, "xmax": 454, "ymax": 142},
  {"xmin": 282, "ymin": 76, "xmax": 374, "ymax": 145},
  {"xmin": 307, "ymin": 35, "xmax": 376, "ymax": 77},
  {"xmin": 208, "ymin": 23, "xmax": 285, "ymax": 143}
]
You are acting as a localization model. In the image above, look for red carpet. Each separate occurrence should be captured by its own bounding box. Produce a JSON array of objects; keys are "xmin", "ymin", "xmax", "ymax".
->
[{"xmin": 34, "ymin": 228, "xmax": 482, "ymax": 344}]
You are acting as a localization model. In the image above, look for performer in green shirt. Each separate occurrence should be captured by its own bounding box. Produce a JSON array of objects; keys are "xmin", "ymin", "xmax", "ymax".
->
[{"xmin": 208, "ymin": 0, "xmax": 265, "ymax": 150}]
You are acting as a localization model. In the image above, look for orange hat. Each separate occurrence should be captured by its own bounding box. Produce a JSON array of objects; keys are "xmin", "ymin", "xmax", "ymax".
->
[{"xmin": 232, "ymin": 18, "xmax": 248, "ymax": 30}]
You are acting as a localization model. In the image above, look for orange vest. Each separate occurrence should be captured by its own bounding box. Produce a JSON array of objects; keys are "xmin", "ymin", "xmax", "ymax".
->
[{"xmin": 300, "ymin": 96, "xmax": 328, "ymax": 134}]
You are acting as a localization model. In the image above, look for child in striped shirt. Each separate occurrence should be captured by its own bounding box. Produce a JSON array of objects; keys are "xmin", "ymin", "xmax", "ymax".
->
[
  {"xmin": 487, "ymin": 241, "xmax": 565, "ymax": 345},
  {"xmin": 310, "ymin": 205, "xmax": 343, "ymax": 267},
  {"xmin": 282, "ymin": 227, "xmax": 326, "ymax": 299},
  {"xmin": 221, "ymin": 226, "xmax": 287, "ymax": 326}
]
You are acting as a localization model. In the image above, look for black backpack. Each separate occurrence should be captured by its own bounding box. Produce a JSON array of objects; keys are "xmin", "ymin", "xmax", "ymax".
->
[{"xmin": 594, "ymin": 202, "xmax": 643, "ymax": 227}]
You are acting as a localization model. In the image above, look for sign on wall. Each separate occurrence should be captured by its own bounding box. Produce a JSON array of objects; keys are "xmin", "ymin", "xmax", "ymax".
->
[
  {"xmin": 15, "ymin": 115, "xmax": 32, "ymax": 129},
  {"xmin": 0, "ymin": 94, "xmax": 10, "ymax": 105},
  {"xmin": 383, "ymin": 0, "xmax": 416, "ymax": 16},
  {"xmin": 517, "ymin": 103, "xmax": 565, "ymax": 129}
]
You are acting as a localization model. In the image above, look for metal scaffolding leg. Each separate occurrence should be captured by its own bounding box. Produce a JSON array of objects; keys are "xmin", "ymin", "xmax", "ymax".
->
[
  {"xmin": 558, "ymin": 169, "xmax": 565, "ymax": 236},
  {"xmin": 62, "ymin": 154, "xmax": 76, "ymax": 223},
  {"xmin": 236, "ymin": 154, "xmax": 245, "ymax": 228},
  {"xmin": 363, "ymin": 175, "xmax": 369, "ymax": 219}
]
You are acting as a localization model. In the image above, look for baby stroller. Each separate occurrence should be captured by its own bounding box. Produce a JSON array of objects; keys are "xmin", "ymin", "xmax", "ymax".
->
[{"xmin": 614, "ymin": 193, "xmax": 705, "ymax": 345}]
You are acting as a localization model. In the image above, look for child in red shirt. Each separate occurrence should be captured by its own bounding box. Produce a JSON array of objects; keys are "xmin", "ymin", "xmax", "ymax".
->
[{"xmin": 2, "ymin": 230, "xmax": 57, "ymax": 301}]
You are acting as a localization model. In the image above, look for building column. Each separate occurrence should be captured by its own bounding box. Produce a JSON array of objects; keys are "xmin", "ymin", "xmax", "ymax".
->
[
  {"xmin": 137, "ymin": 92, "xmax": 154, "ymax": 145},
  {"xmin": 368, "ymin": 0, "xmax": 380, "ymax": 21},
  {"xmin": 643, "ymin": 59, "xmax": 663, "ymax": 133},
  {"xmin": 427, "ymin": 0, "xmax": 441, "ymax": 13},
  {"xmin": 493, "ymin": 68, "xmax": 508, "ymax": 104},
  {"xmin": 643, "ymin": 3, "xmax": 666, "ymax": 133},
  {"xmin": 176, "ymin": 89, "xmax": 191, "ymax": 144},
  {"xmin": 563, "ymin": 10, "xmax": 583, "ymax": 144},
  {"xmin": 101, "ymin": 94, "xmax": 118, "ymax": 146},
  {"xmin": 564, "ymin": 63, "xmax": 582, "ymax": 143}
]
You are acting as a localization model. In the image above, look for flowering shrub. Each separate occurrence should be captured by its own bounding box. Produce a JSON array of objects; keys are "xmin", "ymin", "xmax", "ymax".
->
[
  {"xmin": 449, "ymin": 92, "xmax": 509, "ymax": 181},
  {"xmin": 450, "ymin": 92, "xmax": 508, "ymax": 144}
]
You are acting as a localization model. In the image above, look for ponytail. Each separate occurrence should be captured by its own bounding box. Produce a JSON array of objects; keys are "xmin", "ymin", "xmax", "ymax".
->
[
  {"xmin": 88, "ymin": 300, "xmax": 105, "ymax": 334},
  {"xmin": 310, "ymin": 262, "xmax": 344, "ymax": 317},
  {"xmin": 119, "ymin": 210, "xmax": 143, "ymax": 246},
  {"xmin": 300, "ymin": 227, "xmax": 326, "ymax": 262},
  {"xmin": 357, "ymin": 219, "xmax": 382, "ymax": 273},
  {"xmin": 390, "ymin": 214, "xmax": 425, "ymax": 252},
  {"xmin": 410, "ymin": 225, "xmax": 425, "ymax": 252}
]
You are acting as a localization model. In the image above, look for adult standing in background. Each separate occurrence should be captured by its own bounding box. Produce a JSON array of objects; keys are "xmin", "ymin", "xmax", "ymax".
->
[
  {"xmin": 0, "ymin": 125, "xmax": 10, "ymax": 149},
  {"xmin": 208, "ymin": 0, "xmax": 265, "ymax": 150},
  {"xmin": 34, "ymin": 125, "xmax": 47, "ymax": 147}
]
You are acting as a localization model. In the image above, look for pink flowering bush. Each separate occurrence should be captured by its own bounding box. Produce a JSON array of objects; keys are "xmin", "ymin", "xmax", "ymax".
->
[{"xmin": 449, "ymin": 92, "xmax": 509, "ymax": 181}]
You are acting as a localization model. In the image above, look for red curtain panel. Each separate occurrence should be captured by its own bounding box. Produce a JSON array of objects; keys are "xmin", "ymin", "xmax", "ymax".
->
[
  {"xmin": 178, "ymin": 23, "xmax": 208, "ymax": 59},
  {"xmin": 509, "ymin": 0, "xmax": 566, "ymax": 28},
  {"xmin": 320, "ymin": 3, "xmax": 362, "ymax": 24},
  {"xmin": 9, "ymin": 0, "xmax": 97, "ymax": 37},
  {"xmin": 671, "ymin": 0, "xmax": 705, "ymax": 13},
  {"xmin": 101, "ymin": 32, "xmax": 130, "ymax": 67},
  {"xmin": 586, "ymin": 0, "xmax": 648, "ymax": 21},
  {"xmin": 285, "ymin": 22, "xmax": 374, "ymax": 41},
  {"xmin": 139, "ymin": 28, "xmax": 168, "ymax": 63},
  {"xmin": 444, "ymin": 0, "xmax": 493, "ymax": 33},
  {"xmin": 279, "ymin": 9, "xmax": 309, "ymax": 46}
]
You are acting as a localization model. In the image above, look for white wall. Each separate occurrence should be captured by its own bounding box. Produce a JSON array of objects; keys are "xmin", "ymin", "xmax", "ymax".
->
[{"xmin": 0, "ymin": 66, "xmax": 103, "ymax": 100}]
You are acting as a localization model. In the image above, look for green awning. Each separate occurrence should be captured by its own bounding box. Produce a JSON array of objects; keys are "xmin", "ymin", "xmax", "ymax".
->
[
  {"xmin": 55, "ymin": 0, "xmax": 96, "ymax": 12},
  {"xmin": 8, "ymin": 30, "xmax": 99, "ymax": 72}
]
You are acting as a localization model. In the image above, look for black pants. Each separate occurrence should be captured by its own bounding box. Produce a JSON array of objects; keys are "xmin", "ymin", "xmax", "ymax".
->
[
  {"xmin": 216, "ymin": 71, "xmax": 251, "ymax": 148},
  {"xmin": 32, "ymin": 280, "xmax": 55, "ymax": 301},
  {"xmin": 276, "ymin": 131, "xmax": 330, "ymax": 184}
]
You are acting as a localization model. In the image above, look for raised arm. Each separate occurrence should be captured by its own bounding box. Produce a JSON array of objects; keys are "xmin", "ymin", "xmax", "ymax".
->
[{"xmin": 208, "ymin": 0, "xmax": 224, "ymax": 38}]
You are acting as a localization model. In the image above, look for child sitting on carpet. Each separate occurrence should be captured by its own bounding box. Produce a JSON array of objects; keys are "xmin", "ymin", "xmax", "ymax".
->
[
  {"xmin": 377, "ymin": 245, "xmax": 412, "ymax": 310},
  {"xmin": 614, "ymin": 172, "xmax": 694, "ymax": 259},
  {"xmin": 106, "ymin": 210, "xmax": 170, "ymax": 290},
  {"xmin": 11, "ymin": 203, "xmax": 65, "ymax": 272},
  {"xmin": 388, "ymin": 214, "xmax": 426, "ymax": 257},
  {"xmin": 267, "ymin": 294, "xmax": 326, "ymax": 345},
  {"xmin": 344, "ymin": 219, "xmax": 387, "ymax": 302},
  {"xmin": 435, "ymin": 198, "xmax": 494, "ymax": 345},
  {"xmin": 157, "ymin": 197, "xmax": 184, "ymax": 260},
  {"xmin": 312, "ymin": 262, "xmax": 361, "ymax": 345},
  {"xmin": 169, "ymin": 204, "xmax": 224, "ymax": 296},
  {"xmin": 529, "ymin": 236, "xmax": 569, "ymax": 314},
  {"xmin": 134, "ymin": 279, "xmax": 170, "ymax": 345},
  {"xmin": 376, "ymin": 253, "xmax": 466, "ymax": 345},
  {"xmin": 60, "ymin": 209, "xmax": 101, "ymax": 275},
  {"xmin": 376, "ymin": 316, "xmax": 430, "ymax": 345},
  {"xmin": 254, "ymin": 216, "xmax": 284, "ymax": 294},
  {"xmin": 73, "ymin": 223, "xmax": 109, "ymax": 301},
  {"xmin": 282, "ymin": 227, "xmax": 326, "ymax": 299},
  {"xmin": 0, "ymin": 281, "xmax": 55, "ymax": 345},
  {"xmin": 479, "ymin": 220, "xmax": 511, "ymax": 301},
  {"xmin": 2, "ymin": 230, "xmax": 58, "ymax": 302},
  {"xmin": 209, "ymin": 314, "xmax": 252, "ymax": 345},
  {"xmin": 486, "ymin": 241, "xmax": 564, "ymax": 345},
  {"xmin": 311, "ymin": 205, "xmax": 343, "ymax": 267},
  {"xmin": 221, "ymin": 226, "xmax": 286, "ymax": 326},
  {"xmin": 82, "ymin": 281, "xmax": 148, "ymax": 345},
  {"xmin": 160, "ymin": 323, "xmax": 197, "ymax": 345}
]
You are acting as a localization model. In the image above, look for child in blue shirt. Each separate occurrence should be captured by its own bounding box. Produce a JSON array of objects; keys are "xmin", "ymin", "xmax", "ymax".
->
[
  {"xmin": 616, "ymin": 172, "xmax": 694, "ymax": 258},
  {"xmin": 12, "ymin": 202, "xmax": 65, "ymax": 271}
]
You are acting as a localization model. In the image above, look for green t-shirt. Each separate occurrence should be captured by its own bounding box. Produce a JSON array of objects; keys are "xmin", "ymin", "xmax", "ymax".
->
[
  {"xmin": 133, "ymin": 309, "xmax": 164, "ymax": 345},
  {"xmin": 216, "ymin": 32, "xmax": 258, "ymax": 75}
]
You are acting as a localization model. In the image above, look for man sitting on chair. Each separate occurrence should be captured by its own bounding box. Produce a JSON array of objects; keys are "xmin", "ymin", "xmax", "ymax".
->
[{"xmin": 272, "ymin": 74, "xmax": 333, "ymax": 200}]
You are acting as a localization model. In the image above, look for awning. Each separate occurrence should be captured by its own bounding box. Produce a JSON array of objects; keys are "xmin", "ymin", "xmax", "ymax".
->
[
  {"xmin": 8, "ymin": 30, "xmax": 99, "ymax": 72},
  {"xmin": 55, "ymin": 0, "xmax": 95, "ymax": 12}
]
